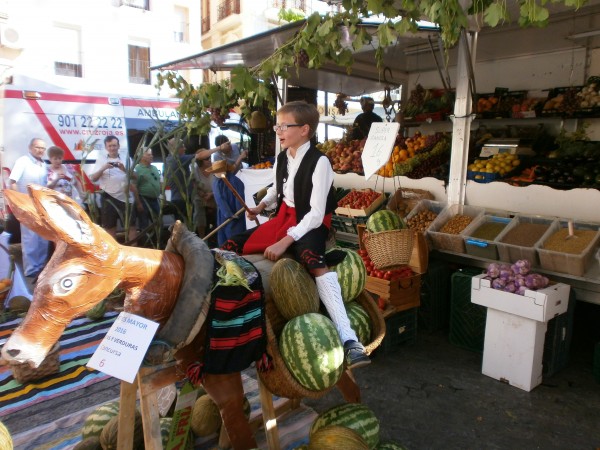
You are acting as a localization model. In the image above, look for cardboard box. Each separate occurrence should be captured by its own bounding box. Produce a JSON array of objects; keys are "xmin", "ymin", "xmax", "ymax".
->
[
  {"xmin": 471, "ymin": 274, "xmax": 570, "ymax": 323},
  {"xmin": 335, "ymin": 190, "xmax": 384, "ymax": 217}
]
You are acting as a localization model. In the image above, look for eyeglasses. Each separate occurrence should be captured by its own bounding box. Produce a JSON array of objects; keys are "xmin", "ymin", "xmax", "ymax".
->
[
  {"xmin": 273, "ymin": 124, "xmax": 303, "ymax": 132},
  {"xmin": 33, "ymin": 146, "xmax": 46, "ymax": 150}
]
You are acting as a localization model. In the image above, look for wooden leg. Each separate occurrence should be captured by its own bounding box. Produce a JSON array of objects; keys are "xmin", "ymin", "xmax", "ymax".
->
[
  {"xmin": 257, "ymin": 376, "xmax": 281, "ymax": 450},
  {"xmin": 336, "ymin": 369, "xmax": 361, "ymax": 403},
  {"xmin": 138, "ymin": 371, "xmax": 164, "ymax": 450},
  {"xmin": 118, "ymin": 380, "xmax": 137, "ymax": 450}
]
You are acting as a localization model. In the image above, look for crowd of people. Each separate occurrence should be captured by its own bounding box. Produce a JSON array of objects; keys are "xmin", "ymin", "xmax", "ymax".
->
[{"xmin": 6, "ymin": 134, "xmax": 237, "ymax": 280}]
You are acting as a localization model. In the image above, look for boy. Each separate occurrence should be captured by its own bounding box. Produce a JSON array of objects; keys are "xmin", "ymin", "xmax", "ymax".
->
[{"xmin": 222, "ymin": 101, "xmax": 370, "ymax": 369}]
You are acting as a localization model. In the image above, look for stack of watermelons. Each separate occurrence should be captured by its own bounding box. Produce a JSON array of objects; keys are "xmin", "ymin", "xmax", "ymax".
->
[
  {"xmin": 305, "ymin": 402, "xmax": 407, "ymax": 449},
  {"xmin": 268, "ymin": 247, "xmax": 372, "ymax": 393}
]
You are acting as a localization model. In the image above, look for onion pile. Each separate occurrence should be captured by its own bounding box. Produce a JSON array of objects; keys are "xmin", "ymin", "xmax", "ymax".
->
[{"xmin": 484, "ymin": 260, "xmax": 550, "ymax": 295}]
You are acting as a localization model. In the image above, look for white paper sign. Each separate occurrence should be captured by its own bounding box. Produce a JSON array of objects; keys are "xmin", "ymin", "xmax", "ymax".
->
[
  {"xmin": 361, "ymin": 122, "xmax": 401, "ymax": 180},
  {"xmin": 87, "ymin": 312, "xmax": 159, "ymax": 383}
]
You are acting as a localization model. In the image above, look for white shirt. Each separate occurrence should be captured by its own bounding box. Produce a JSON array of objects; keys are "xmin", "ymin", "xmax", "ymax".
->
[
  {"xmin": 261, "ymin": 141, "xmax": 333, "ymax": 240},
  {"xmin": 91, "ymin": 153, "xmax": 134, "ymax": 202}
]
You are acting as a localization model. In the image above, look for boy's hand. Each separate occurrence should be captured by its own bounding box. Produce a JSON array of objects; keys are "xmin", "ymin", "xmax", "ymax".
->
[{"xmin": 264, "ymin": 236, "xmax": 294, "ymax": 261}]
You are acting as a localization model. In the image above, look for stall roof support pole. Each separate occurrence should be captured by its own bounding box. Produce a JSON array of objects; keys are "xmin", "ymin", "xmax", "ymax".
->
[
  {"xmin": 275, "ymin": 77, "xmax": 288, "ymax": 155},
  {"xmin": 447, "ymin": 30, "xmax": 476, "ymax": 206}
]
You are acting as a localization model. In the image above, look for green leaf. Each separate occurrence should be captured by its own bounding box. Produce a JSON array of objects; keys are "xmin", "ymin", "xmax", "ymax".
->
[{"xmin": 483, "ymin": 2, "xmax": 508, "ymax": 27}]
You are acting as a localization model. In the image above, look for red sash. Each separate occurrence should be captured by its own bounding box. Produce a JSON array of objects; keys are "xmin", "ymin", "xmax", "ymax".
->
[{"xmin": 242, "ymin": 202, "xmax": 331, "ymax": 255}]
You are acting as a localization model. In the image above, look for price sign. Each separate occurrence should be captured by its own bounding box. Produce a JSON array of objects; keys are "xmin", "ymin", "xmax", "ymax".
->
[
  {"xmin": 361, "ymin": 122, "xmax": 400, "ymax": 180},
  {"xmin": 87, "ymin": 312, "xmax": 159, "ymax": 383}
]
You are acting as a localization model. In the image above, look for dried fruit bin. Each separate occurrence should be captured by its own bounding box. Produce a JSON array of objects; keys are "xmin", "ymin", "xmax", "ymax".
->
[
  {"xmin": 496, "ymin": 215, "xmax": 556, "ymax": 267},
  {"xmin": 463, "ymin": 214, "xmax": 513, "ymax": 260},
  {"xmin": 536, "ymin": 220, "xmax": 600, "ymax": 277},
  {"xmin": 405, "ymin": 199, "xmax": 447, "ymax": 244},
  {"xmin": 427, "ymin": 204, "xmax": 484, "ymax": 254}
]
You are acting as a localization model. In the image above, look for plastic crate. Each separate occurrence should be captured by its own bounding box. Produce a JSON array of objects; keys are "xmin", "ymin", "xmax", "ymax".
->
[
  {"xmin": 331, "ymin": 214, "xmax": 369, "ymax": 235},
  {"xmin": 418, "ymin": 258, "xmax": 452, "ymax": 332},
  {"xmin": 594, "ymin": 342, "xmax": 600, "ymax": 384},
  {"xmin": 496, "ymin": 215, "xmax": 556, "ymax": 267},
  {"xmin": 405, "ymin": 199, "xmax": 447, "ymax": 243},
  {"xmin": 542, "ymin": 290, "xmax": 575, "ymax": 377},
  {"xmin": 427, "ymin": 204, "xmax": 485, "ymax": 254},
  {"xmin": 449, "ymin": 268, "xmax": 487, "ymax": 353},
  {"xmin": 537, "ymin": 220, "xmax": 600, "ymax": 277},
  {"xmin": 463, "ymin": 215, "xmax": 512, "ymax": 260},
  {"xmin": 380, "ymin": 307, "xmax": 418, "ymax": 354}
]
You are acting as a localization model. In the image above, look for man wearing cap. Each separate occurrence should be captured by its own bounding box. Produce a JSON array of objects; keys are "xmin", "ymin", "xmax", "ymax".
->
[{"xmin": 351, "ymin": 96, "xmax": 383, "ymax": 140}]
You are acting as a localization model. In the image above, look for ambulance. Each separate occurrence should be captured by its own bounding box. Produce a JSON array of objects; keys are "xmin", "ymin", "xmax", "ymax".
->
[{"xmin": 0, "ymin": 74, "xmax": 182, "ymax": 219}]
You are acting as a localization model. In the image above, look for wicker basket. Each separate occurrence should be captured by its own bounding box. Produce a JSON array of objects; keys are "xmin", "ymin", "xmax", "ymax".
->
[
  {"xmin": 258, "ymin": 291, "xmax": 385, "ymax": 399},
  {"xmin": 10, "ymin": 343, "xmax": 61, "ymax": 384},
  {"xmin": 363, "ymin": 229, "xmax": 415, "ymax": 269}
]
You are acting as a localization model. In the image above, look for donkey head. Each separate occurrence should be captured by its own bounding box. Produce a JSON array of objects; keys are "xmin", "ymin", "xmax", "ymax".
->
[{"xmin": 2, "ymin": 185, "xmax": 131, "ymax": 367}]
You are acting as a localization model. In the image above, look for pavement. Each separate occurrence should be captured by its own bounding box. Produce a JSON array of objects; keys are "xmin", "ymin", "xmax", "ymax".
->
[{"xmin": 3, "ymin": 243, "xmax": 600, "ymax": 449}]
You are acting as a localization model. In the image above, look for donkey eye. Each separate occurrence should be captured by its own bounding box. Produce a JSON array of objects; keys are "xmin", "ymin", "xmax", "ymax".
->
[{"xmin": 53, "ymin": 274, "xmax": 84, "ymax": 295}]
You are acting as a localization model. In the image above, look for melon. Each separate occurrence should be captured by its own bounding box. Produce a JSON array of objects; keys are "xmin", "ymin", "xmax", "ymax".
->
[
  {"xmin": 377, "ymin": 442, "xmax": 407, "ymax": 449},
  {"xmin": 270, "ymin": 258, "xmax": 320, "ymax": 320},
  {"xmin": 0, "ymin": 420, "xmax": 12, "ymax": 450},
  {"xmin": 279, "ymin": 313, "xmax": 344, "ymax": 391},
  {"xmin": 327, "ymin": 248, "xmax": 366, "ymax": 303},
  {"xmin": 345, "ymin": 301, "xmax": 372, "ymax": 345},
  {"xmin": 81, "ymin": 401, "xmax": 120, "ymax": 440},
  {"xmin": 74, "ymin": 436, "xmax": 102, "ymax": 450},
  {"xmin": 99, "ymin": 410, "xmax": 144, "ymax": 450},
  {"xmin": 308, "ymin": 425, "xmax": 370, "ymax": 450},
  {"xmin": 191, "ymin": 394, "xmax": 222, "ymax": 437},
  {"xmin": 310, "ymin": 403, "xmax": 380, "ymax": 449},
  {"xmin": 366, "ymin": 210, "xmax": 404, "ymax": 233}
]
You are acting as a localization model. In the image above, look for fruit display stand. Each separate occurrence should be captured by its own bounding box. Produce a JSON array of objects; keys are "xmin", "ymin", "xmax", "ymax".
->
[{"xmin": 471, "ymin": 274, "xmax": 570, "ymax": 391}]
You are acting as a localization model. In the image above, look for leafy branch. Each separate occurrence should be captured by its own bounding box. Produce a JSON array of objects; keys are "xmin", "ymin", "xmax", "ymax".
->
[{"xmin": 156, "ymin": 0, "xmax": 588, "ymax": 135}]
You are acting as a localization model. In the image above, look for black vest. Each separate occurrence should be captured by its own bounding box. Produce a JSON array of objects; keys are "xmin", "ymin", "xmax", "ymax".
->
[{"xmin": 275, "ymin": 145, "xmax": 337, "ymax": 223}]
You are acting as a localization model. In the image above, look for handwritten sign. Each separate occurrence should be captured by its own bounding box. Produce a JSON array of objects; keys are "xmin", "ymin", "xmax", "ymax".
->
[
  {"xmin": 87, "ymin": 312, "xmax": 159, "ymax": 383},
  {"xmin": 361, "ymin": 122, "xmax": 400, "ymax": 180}
]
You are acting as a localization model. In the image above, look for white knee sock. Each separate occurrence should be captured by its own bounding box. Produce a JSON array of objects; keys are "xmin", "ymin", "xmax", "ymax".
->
[{"xmin": 315, "ymin": 272, "xmax": 358, "ymax": 344}]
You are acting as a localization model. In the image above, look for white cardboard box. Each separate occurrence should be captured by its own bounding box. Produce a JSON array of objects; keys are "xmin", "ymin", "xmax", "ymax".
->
[{"xmin": 471, "ymin": 274, "xmax": 570, "ymax": 323}]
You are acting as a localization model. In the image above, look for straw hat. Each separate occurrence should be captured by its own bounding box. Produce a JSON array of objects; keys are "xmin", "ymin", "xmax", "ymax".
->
[{"xmin": 205, "ymin": 159, "xmax": 235, "ymax": 175}]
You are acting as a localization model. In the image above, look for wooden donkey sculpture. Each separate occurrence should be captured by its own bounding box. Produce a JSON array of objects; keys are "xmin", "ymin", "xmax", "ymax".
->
[{"xmin": 1, "ymin": 185, "xmax": 362, "ymax": 449}]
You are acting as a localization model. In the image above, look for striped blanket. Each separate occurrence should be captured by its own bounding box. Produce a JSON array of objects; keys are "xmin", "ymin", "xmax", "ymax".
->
[{"xmin": 0, "ymin": 312, "xmax": 118, "ymax": 417}]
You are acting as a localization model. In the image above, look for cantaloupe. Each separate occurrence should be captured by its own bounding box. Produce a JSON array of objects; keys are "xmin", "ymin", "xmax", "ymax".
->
[
  {"xmin": 308, "ymin": 425, "xmax": 370, "ymax": 450},
  {"xmin": 190, "ymin": 394, "xmax": 222, "ymax": 437},
  {"xmin": 270, "ymin": 258, "xmax": 320, "ymax": 320}
]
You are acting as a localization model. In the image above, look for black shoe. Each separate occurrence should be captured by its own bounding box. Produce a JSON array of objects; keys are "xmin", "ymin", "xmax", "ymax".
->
[{"xmin": 344, "ymin": 340, "xmax": 371, "ymax": 370}]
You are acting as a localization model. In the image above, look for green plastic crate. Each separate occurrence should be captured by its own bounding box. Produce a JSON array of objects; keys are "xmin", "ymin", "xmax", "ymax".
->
[
  {"xmin": 542, "ymin": 290, "xmax": 575, "ymax": 377},
  {"xmin": 380, "ymin": 307, "xmax": 418, "ymax": 355},
  {"xmin": 418, "ymin": 258, "xmax": 452, "ymax": 332},
  {"xmin": 449, "ymin": 267, "xmax": 486, "ymax": 353},
  {"xmin": 594, "ymin": 342, "xmax": 600, "ymax": 384}
]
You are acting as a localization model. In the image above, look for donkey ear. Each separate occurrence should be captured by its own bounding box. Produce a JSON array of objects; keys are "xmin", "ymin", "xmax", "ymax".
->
[
  {"xmin": 27, "ymin": 184, "xmax": 110, "ymax": 248},
  {"xmin": 4, "ymin": 188, "xmax": 57, "ymax": 242}
]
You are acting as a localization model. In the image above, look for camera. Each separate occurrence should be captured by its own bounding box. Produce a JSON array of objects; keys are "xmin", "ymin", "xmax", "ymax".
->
[{"xmin": 109, "ymin": 162, "xmax": 119, "ymax": 167}]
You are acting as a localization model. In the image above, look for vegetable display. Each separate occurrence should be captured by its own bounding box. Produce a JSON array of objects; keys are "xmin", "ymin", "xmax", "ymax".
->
[{"xmin": 484, "ymin": 260, "xmax": 550, "ymax": 296}]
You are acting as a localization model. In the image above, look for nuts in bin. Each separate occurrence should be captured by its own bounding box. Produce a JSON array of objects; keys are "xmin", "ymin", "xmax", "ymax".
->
[
  {"xmin": 439, "ymin": 214, "xmax": 473, "ymax": 234},
  {"xmin": 407, "ymin": 210, "xmax": 438, "ymax": 232}
]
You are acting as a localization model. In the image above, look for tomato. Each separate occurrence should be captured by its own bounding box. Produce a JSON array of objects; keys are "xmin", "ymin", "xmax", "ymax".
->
[{"xmin": 383, "ymin": 271, "xmax": 392, "ymax": 280}]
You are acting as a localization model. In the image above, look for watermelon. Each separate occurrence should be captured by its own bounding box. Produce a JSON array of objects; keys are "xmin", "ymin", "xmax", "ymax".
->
[
  {"xmin": 100, "ymin": 410, "xmax": 144, "ymax": 450},
  {"xmin": 279, "ymin": 313, "xmax": 344, "ymax": 391},
  {"xmin": 81, "ymin": 400, "xmax": 120, "ymax": 440},
  {"xmin": 191, "ymin": 394, "xmax": 222, "ymax": 437},
  {"xmin": 377, "ymin": 442, "xmax": 407, "ymax": 449},
  {"xmin": 270, "ymin": 258, "xmax": 320, "ymax": 320},
  {"xmin": 328, "ymin": 248, "xmax": 366, "ymax": 303},
  {"xmin": 310, "ymin": 403, "xmax": 380, "ymax": 449},
  {"xmin": 308, "ymin": 425, "xmax": 370, "ymax": 450},
  {"xmin": 0, "ymin": 420, "xmax": 12, "ymax": 450},
  {"xmin": 366, "ymin": 210, "xmax": 404, "ymax": 233},
  {"xmin": 345, "ymin": 301, "xmax": 372, "ymax": 345},
  {"xmin": 74, "ymin": 437, "xmax": 102, "ymax": 450}
]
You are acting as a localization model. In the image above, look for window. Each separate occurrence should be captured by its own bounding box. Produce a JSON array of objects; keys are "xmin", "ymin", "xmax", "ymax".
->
[
  {"xmin": 120, "ymin": 0, "xmax": 149, "ymax": 10},
  {"xmin": 174, "ymin": 6, "xmax": 189, "ymax": 43},
  {"xmin": 270, "ymin": 0, "xmax": 306, "ymax": 10},
  {"xmin": 202, "ymin": 0, "xmax": 210, "ymax": 33},
  {"xmin": 128, "ymin": 44, "xmax": 150, "ymax": 85},
  {"xmin": 53, "ymin": 26, "xmax": 82, "ymax": 78}
]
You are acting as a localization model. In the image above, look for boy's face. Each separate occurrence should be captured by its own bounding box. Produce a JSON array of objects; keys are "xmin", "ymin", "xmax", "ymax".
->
[{"xmin": 275, "ymin": 112, "xmax": 310, "ymax": 150}]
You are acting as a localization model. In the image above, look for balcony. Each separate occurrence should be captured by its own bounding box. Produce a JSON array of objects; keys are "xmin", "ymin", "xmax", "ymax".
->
[
  {"xmin": 202, "ymin": 15, "xmax": 211, "ymax": 34},
  {"xmin": 217, "ymin": 0, "xmax": 240, "ymax": 21},
  {"xmin": 270, "ymin": 0, "xmax": 306, "ymax": 11}
]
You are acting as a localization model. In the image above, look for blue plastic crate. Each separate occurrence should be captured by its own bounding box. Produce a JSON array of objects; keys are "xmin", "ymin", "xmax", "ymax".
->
[{"xmin": 449, "ymin": 268, "xmax": 486, "ymax": 353}]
